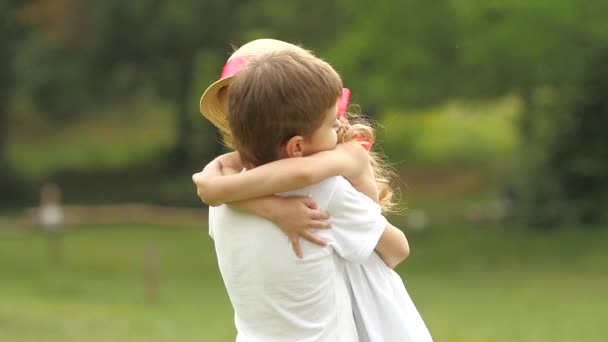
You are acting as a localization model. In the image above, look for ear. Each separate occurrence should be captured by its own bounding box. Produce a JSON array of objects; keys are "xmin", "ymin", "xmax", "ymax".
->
[{"xmin": 284, "ymin": 136, "xmax": 305, "ymax": 158}]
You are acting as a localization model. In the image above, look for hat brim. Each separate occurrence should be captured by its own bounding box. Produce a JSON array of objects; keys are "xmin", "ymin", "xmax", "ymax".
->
[{"xmin": 200, "ymin": 76, "xmax": 234, "ymax": 146}]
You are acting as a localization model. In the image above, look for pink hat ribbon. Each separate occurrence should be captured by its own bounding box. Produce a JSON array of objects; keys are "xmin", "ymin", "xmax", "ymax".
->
[
  {"xmin": 221, "ymin": 55, "xmax": 255, "ymax": 79},
  {"xmin": 337, "ymin": 87, "xmax": 351, "ymax": 117},
  {"xmin": 337, "ymin": 88, "xmax": 373, "ymax": 151}
]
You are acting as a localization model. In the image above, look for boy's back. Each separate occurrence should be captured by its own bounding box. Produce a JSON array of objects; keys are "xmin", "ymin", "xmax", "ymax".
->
[{"xmin": 209, "ymin": 176, "xmax": 386, "ymax": 342}]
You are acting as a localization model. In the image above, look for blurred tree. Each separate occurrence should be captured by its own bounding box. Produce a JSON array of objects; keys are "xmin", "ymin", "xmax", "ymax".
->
[
  {"xmin": 0, "ymin": 0, "xmax": 27, "ymax": 188},
  {"xmin": 88, "ymin": 0, "xmax": 243, "ymax": 168},
  {"xmin": 6, "ymin": 0, "xmax": 608, "ymax": 209},
  {"xmin": 319, "ymin": 0, "xmax": 608, "ymax": 115},
  {"xmin": 16, "ymin": 0, "xmax": 95, "ymax": 121},
  {"xmin": 488, "ymin": 1, "xmax": 608, "ymax": 228},
  {"xmin": 16, "ymin": 0, "xmax": 246, "ymax": 170},
  {"xmin": 516, "ymin": 48, "xmax": 608, "ymax": 227},
  {"xmin": 451, "ymin": 0, "xmax": 607, "ymax": 143},
  {"xmin": 235, "ymin": 0, "xmax": 349, "ymax": 49},
  {"xmin": 326, "ymin": 0, "xmax": 461, "ymax": 111},
  {"xmin": 552, "ymin": 51, "xmax": 608, "ymax": 224}
]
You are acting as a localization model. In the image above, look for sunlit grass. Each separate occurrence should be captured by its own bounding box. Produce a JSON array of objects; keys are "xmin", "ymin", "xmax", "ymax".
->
[
  {"xmin": 0, "ymin": 225, "xmax": 235, "ymax": 342},
  {"xmin": 1, "ymin": 223, "xmax": 607, "ymax": 341}
]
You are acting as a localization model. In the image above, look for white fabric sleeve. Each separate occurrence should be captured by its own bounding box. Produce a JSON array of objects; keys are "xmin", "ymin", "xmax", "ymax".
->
[
  {"xmin": 327, "ymin": 177, "xmax": 387, "ymax": 263},
  {"xmin": 208, "ymin": 207, "xmax": 216, "ymax": 239}
]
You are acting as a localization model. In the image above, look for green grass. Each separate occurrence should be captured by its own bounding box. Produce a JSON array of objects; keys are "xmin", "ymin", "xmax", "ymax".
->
[
  {"xmin": 0, "ymin": 225, "xmax": 235, "ymax": 342},
  {"xmin": 1, "ymin": 223, "xmax": 607, "ymax": 341}
]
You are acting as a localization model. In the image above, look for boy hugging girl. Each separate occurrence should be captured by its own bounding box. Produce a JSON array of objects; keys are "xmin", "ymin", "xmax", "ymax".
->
[{"xmin": 193, "ymin": 39, "xmax": 432, "ymax": 342}]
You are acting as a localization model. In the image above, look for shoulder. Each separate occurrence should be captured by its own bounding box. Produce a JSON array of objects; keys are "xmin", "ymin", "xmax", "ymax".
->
[
  {"xmin": 312, "ymin": 175, "xmax": 351, "ymax": 192},
  {"xmin": 279, "ymin": 176, "xmax": 356, "ymax": 211},
  {"xmin": 308, "ymin": 175, "xmax": 344, "ymax": 188},
  {"xmin": 311, "ymin": 176, "xmax": 353, "ymax": 201},
  {"xmin": 281, "ymin": 175, "xmax": 343, "ymax": 198},
  {"xmin": 316, "ymin": 175, "xmax": 347, "ymax": 191},
  {"xmin": 329, "ymin": 176, "xmax": 378, "ymax": 208},
  {"xmin": 208, "ymin": 204, "xmax": 243, "ymax": 228},
  {"xmin": 297, "ymin": 175, "xmax": 368, "ymax": 203}
]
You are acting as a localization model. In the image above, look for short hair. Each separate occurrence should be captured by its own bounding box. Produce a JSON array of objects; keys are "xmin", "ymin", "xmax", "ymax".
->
[{"xmin": 228, "ymin": 47, "xmax": 343, "ymax": 166}]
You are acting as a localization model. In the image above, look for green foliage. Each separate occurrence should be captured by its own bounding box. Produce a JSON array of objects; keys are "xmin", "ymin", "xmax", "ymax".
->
[
  {"xmin": 12, "ymin": 0, "xmax": 244, "ymax": 169},
  {"xmin": 236, "ymin": 0, "xmax": 348, "ymax": 48},
  {"xmin": 326, "ymin": 0, "xmax": 461, "ymax": 108},
  {"xmin": 15, "ymin": 35, "xmax": 94, "ymax": 120},
  {"xmin": 514, "ymin": 49, "xmax": 608, "ymax": 226},
  {"xmin": 0, "ymin": 0, "xmax": 30, "ymax": 199},
  {"xmin": 379, "ymin": 97, "xmax": 521, "ymax": 165},
  {"xmin": 8, "ymin": 105, "xmax": 175, "ymax": 181},
  {"xmin": 5, "ymin": 0, "xmax": 608, "ymax": 218},
  {"xmin": 325, "ymin": 0, "xmax": 608, "ymax": 109}
]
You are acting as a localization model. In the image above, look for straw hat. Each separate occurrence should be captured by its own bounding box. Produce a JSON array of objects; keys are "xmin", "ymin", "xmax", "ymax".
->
[{"xmin": 200, "ymin": 39, "xmax": 303, "ymax": 146}]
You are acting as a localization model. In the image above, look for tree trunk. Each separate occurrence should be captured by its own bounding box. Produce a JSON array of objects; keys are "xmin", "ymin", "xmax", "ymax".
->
[
  {"xmin": 0, "ymin": 91, "xmax": 8, "ymax": 172},
  {"xmin": 0, "ymin": 25, "xmax": 13, "ymax": 175},
  {"xmin": 0, "ymin": 2, "xmax": 31, "ymax": 206},
  {"xmin": 519, "ymin": 89, "xmax": 534, "ymax": 144},
  {"xmin": 168, "ymin": 56, "xmax": 194, "ymax": 170}
]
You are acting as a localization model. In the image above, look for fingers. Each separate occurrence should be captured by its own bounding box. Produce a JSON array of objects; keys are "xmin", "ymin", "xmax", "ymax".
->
[
  {"xmin": 309, "ymin": 209, "xmax": 330, "ymax": 221},
  {"xmin": 290, "ymin": 238, "xmax": 304, "ymax": 259},
  {"xmin": 308, "ymin": 219, "xmax": 331, "ymax": 229},
  {"xmin": 301, "ymin": 231, "xmax": 328, "ymax": 247},
  {"xmin": 299, "ymin": 196, "xmax": 318, "ymax": 209},
  {"xmin": 296, "ymin": 198, "xmax": 330, "ymax": 222},
  {"xmin": 289, "ymin": 229, "xmax": 329, "ymax": 258}
]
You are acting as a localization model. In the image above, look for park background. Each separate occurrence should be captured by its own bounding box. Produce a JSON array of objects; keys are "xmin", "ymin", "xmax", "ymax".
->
[{"xmin": 1, "ymin": 0, "xmax": 608, "ymax": 341}]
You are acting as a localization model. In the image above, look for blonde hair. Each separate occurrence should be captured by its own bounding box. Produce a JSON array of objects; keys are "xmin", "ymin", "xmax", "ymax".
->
[
  {"xmin": 228, "ymin": 47, "xmax": 343, "ymax": 167},
  {"xmin": 337, "ymin": 112, "xmax": 398, "ymax": 212}
]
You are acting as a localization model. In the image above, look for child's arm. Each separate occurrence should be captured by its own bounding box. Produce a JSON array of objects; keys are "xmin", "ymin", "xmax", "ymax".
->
[
  {"xmin": 193, "ymin": 154, "xmax": 332, "ymax": 258},
  {"xmin": 191, "ymin": 142, "xmax": 384, "ymax": 260},
  {"xmin": 193, "ymin": 152, "xmax": 242, "ymax": 206},
  {"xmin": 230, "ymin": 196, "xmax": 331, "ymax": 258},
  {"xmin": 192, "ymin": 141, "xmax": 370, "ymax": 206},
  {"xmin": 375, "ymin": 223, "xmax": 410, "ymax": 269}
]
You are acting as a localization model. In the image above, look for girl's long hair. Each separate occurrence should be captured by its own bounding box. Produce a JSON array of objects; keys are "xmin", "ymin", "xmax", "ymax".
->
[{"xmin": 336, "ymin": 111, "xmax": 399, "ymax": 213}]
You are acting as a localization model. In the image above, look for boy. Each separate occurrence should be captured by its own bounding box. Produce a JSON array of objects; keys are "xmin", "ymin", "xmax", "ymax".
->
[{"xmin": 206, "ymin": 44, "xmax": 409, "ymax": 341}]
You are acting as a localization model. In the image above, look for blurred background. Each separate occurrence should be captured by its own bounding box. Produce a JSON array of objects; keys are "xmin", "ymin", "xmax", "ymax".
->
[{"xmin": 1, "ymin": 0, "xmax": 608, "ymax": 341}]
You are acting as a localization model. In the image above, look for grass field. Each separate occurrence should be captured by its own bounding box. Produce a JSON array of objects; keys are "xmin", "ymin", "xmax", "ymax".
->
[{"xmin": 1, "ymin": 222, "xmax": 607, "ymax": 342}]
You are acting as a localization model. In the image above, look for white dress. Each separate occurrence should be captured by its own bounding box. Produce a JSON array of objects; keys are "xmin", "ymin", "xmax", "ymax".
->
[{"xmin": 345, "ymin": 252, "xmax": 433, "ymax": 342}]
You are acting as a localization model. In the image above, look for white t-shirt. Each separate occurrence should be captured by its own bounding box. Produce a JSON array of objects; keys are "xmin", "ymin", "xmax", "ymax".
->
[{"xmin": 209, "ymin": 176, "xmax": 387, "ymax": 342}]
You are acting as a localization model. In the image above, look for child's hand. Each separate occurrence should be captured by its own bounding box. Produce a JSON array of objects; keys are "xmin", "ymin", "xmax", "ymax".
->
[
  {"xmin": 191, "ymin": 152, "xmax": 243, "ymax": 205},
  {"xmin": 334, "ymin": 141, "xmax": 379, "ymax": 202},
  {"xmin": 267, "ymin": 196, "xmax": 331, "ymax": 259},
  {"xmin": 217, "ymin": 152, "xmax": 243, "ymax": 175},
  {"xmin": 334, "ymin": 140, "xmax": 370, "ymax": 179}
]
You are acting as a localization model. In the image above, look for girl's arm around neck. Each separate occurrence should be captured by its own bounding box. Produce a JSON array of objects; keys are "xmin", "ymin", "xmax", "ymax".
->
[
  {"xmin": 192, "ymin": 141, "xmax": 369, "ymax": 205},
  {"xmin": 192, "ymin": 152, "xmax": 242, "ymax": 206}
]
